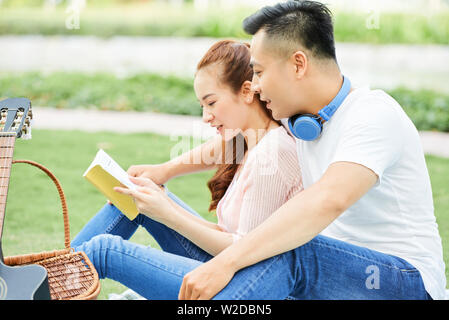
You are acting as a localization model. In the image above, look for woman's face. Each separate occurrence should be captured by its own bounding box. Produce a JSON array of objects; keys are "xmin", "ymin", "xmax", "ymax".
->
[{"xmin": 194, "ymin": 65, "xmax": 249, "ymax": 141}]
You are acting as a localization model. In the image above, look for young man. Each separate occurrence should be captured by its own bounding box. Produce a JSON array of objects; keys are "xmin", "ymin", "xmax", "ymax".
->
[{"xmin": 178, "ymin": 0, "xmax": 446, "ymax": 299}]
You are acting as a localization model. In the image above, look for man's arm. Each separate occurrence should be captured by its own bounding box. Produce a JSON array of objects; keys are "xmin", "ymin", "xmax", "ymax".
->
[{"xmin": 178, "ymin": 161, "xmax": 378, "ymax": 299}]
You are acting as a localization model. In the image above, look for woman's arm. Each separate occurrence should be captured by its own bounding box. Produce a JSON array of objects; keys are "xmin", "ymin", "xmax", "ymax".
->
[
  {"xmin": 126, "ymin": 134, "xmax": 223, "ymax": 184},
  {"xmin": 164, "ymin": 208, "xmax": 233, "ymax": 257},
  {"xmin": 162, "ymin": 187, "xmax": 234, "ymax": 256},
  {"xmin": 165, "ymin": 193, "xmax": 223, "ymax": 232},
  {"xmin": 115, "ymin": 176, "xmax": 234, "ymax": 256},
  {"xmin": 164, "ymin": 134, "xmax": 223, "ymax": 179}
]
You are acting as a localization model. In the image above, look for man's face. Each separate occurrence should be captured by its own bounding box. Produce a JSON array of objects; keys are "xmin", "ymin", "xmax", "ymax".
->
[{"xmin": 249, "ymin": 30, "xmax": 300, "ymax": 120}]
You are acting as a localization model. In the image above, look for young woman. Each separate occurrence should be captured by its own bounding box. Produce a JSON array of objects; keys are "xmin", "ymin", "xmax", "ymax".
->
[{"xmin": 71, "ymin": 40, "xmax": 303, "ymax": 299}]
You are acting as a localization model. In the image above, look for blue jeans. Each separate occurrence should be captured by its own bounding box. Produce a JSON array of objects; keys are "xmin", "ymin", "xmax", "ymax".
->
[{"xmin": 72, "ymin": 188, "xmax": 431, "ymax": 300}]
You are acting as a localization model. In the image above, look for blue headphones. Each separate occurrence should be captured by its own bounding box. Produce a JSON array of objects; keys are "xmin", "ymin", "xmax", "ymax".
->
[{"xmin": 288, "ymin": 76, "xmax": 351, "ymax": 141}]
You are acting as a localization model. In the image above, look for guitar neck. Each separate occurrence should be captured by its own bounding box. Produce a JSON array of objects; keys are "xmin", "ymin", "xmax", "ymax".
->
[{"xmin": 0, "ymin": 133, "xmax": 16, "ymax": 241}]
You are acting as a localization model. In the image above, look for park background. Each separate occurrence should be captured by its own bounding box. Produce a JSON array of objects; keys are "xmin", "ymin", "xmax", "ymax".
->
[{"xmin": 0, "ymin": 0, "xmax": 448, "ymax": 299}]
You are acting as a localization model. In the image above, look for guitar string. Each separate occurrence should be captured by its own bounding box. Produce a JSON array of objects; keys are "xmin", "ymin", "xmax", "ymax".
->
[
  {"xmin": 0, "ymin": 134, "xmax": 13, "ymax": 237},
  {"xmin": 1, "ymin": 115, "xmax": 18, "ymax": 238},
  {"xmin": 1, "ymin": 109, "xmax": 29, "ymax": 238},
  {"xmin": 0, "ymin": 134, "xmax": 8, "ymax": 237}
]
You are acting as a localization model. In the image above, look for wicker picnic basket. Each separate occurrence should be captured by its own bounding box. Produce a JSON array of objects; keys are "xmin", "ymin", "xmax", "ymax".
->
[{"xmin": 3, "ymin": 159, "xmax": 100, "ymax": 300}]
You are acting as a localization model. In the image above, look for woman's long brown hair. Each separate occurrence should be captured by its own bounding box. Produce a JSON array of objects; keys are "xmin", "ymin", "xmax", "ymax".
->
[{"xmin": 196, "ymin": 40, "xmax": 278, "ymax": 212}]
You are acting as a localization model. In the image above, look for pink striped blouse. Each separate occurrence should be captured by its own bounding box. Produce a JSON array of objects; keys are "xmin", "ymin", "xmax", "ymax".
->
[{"xmin": 216, "ymin": 126, "xmax": 303, "ymax": 242}]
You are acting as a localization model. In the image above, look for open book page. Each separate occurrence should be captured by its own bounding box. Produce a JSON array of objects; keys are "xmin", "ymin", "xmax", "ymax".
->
[{"xmin": 83, "ymin": 149, "xmax": 137, "ymax": 190}]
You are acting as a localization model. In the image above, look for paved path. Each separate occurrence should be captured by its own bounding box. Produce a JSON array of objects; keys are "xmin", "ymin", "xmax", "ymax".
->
[
  {"xmin": 32, "ymin": 107, "xmax": 449, "ymax": 158},
  {"xmin": 1, "ymin": 35, "xmax": 449, "ymax": 93}
]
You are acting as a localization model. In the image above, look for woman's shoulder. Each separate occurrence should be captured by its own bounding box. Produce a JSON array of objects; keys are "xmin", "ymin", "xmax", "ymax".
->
[
  {"xmin": 256, "ymin": 126, "xmax": 298, "ymax": 159},
  {"xmin": 247, "ymin": 126, "xmax": 301, "ymax": 186}
]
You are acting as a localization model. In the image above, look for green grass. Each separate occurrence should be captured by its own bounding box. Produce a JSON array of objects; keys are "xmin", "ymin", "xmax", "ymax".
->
[
  {"xmin": 0, "ymin": 3, "xmax": 448, "ymax": 44},
  {"xmin": 0, "ymin": 72, "xmax": 200, "ymax": 116},
  {"xmin": 427, "ymin": 155, "xmax": 449, "ymax": 281},
  {"xmin": 389, "ymin": 87, "xmax": 449, "ymax": 132},
  {"xmin": 1, "ymin": 129, "xmax": 448, "ymax": 299},
  {"xmin": 2, "ymin": 129, "xmax": 215, "ymax": 299},
  {"xmin": 333, "ymin": 12, "xmax": 449, "ymax": 45},
  {"xmin": 2, "ymin": 71, "xmax": 449, "ymax": 132}
]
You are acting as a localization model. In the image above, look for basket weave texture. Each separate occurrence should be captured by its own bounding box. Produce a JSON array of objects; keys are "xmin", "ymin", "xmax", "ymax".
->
[{"xmin": 2, "ymin": 160, "xmax": 100, "ymax": 300}]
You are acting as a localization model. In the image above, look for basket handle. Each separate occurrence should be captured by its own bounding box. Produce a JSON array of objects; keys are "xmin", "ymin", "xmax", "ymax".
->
[{"xmin": 11, "ymin": 160, "xmax": 71, "ymax": 250}]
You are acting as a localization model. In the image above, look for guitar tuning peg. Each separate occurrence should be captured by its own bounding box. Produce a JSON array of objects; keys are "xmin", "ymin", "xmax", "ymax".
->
[{"xmin": 21, "ymin": 126, "xmax": 32, "ymax": 140}]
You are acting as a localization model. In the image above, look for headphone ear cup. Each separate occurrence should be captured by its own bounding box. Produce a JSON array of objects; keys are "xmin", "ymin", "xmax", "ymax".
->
[
  {"xmin": 288, "ymin": 115, "xmax": 300, "ymax": 137},
  {"xmin": 288, "ymin": 114, "xmax": 323, "ymax": 141}
]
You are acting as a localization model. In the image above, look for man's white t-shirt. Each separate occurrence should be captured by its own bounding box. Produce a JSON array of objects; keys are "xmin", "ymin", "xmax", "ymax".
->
[{"xmin": 282, "ymin": 86, "xmax": 446, "ymax": 299}]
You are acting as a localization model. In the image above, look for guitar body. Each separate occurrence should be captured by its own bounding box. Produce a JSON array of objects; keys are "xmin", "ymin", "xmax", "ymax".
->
[
  {"xmin": 0, "ymin": 247, "xmax": 50, "ymax": 300},
  {"xmin": 0, "ymin": 97, "xmax": 51, "ymax": 300}
]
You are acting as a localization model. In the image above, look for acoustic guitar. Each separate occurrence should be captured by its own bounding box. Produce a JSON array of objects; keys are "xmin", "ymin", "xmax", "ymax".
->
[{"xmin": 0, "ymin": 97, "xmax": 50, "ymax": 300}]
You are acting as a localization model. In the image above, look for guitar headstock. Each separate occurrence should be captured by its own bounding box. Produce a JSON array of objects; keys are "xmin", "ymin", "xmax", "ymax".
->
[{"xmin": 0, "ymin": 98, "xmax": 33, "ymax": 140}]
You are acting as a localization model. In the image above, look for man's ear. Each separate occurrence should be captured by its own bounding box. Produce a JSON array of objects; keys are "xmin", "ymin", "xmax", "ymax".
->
[
  {"xmin": 291, "ymin": 50, "xmax": 307, "ymax": 79},
  {"xmin": 241, "ymin": 80, "xmax": 255, "ymax": 104}
]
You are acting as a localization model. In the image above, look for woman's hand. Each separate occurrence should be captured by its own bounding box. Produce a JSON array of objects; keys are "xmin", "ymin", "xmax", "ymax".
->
[
  {"xmin": 108, "ymin": 163, "xmax": 170, "ymax": 205},
  {"xmin": 127, "ymin": 164, "xmax": 170, "ymax": 185},
  {"xmin": 113, "ymin": 176, "xmax": 176, "ymax": 225}
]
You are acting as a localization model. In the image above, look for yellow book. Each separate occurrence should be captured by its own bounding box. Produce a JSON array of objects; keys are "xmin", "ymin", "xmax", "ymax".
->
[{"xmin": 83, "ymin": 149, "xmax": 139, "ymax": 220}]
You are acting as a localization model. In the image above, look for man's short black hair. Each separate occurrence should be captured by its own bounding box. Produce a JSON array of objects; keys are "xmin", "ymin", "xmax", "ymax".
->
[{"xmin": 243, "ymin": 0, "xmax": 336, "ymax": 61}]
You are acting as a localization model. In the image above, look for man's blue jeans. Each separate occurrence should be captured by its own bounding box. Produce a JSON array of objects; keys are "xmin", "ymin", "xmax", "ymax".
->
[{"xmin": 71, "ymin": 188, "xmax": 430, "ymax": 300}]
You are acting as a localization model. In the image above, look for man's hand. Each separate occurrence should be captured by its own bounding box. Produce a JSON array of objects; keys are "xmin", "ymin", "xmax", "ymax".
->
[{"xmin": 178, "ymin": 255, "xmax": 237, "ymax": 300}]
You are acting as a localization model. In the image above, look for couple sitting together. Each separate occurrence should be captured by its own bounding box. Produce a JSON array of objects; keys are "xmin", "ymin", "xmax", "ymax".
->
[{"xmin": 71, "ymin": 0, "xmax": 446, "ymax": 300}]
